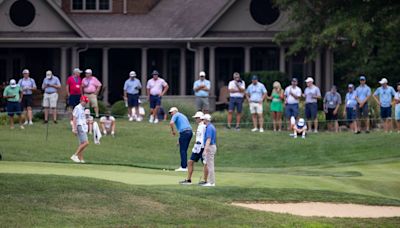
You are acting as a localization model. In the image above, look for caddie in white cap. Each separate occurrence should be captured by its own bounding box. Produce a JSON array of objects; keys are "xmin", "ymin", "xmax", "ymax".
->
[
  {"xmin": 193, "ymin": 71, "xmax": 211, "ymax": 113},
  {"xmin": 124, "ymin": 70, "xmax": 142, "ymax": 121},
  {"xmin": 179, "ymin": 111, "xmax": 209, "ymax": 185},
  {"xmin": 374, "ymin": 77, "xmax": 396, "ymax": 132}
]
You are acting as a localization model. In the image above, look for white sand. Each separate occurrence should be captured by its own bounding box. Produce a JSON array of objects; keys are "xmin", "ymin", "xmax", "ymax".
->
[{"xmin": 233, "ymin": 202, "xmax": 400, "ymax": 218}]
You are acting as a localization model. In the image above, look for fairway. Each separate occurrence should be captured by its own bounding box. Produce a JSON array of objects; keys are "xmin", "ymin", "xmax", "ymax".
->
[{"xmin": 1, "ymin": 120, "xmax": 400, "ymax": 227}]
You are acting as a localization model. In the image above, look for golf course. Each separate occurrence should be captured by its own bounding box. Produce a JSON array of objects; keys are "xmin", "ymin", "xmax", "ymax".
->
[{"xmin": 1, "ymin": 120, "xmax": 400, "ymax": 227}]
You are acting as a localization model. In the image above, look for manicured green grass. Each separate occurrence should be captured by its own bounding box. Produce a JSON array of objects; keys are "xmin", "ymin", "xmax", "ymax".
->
[{"xmin": 1, "ymin": 120, "xmax": 400, "ymax": 226}]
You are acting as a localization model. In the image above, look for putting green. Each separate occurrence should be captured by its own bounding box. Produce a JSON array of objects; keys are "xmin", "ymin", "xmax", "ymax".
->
[{"xmin": 1, "ymin": 161, "xmax": 399, "ymax": 200}]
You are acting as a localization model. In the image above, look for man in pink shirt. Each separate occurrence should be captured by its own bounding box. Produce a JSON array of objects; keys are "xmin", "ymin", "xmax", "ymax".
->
[
  {"xmin": 81, "ymin": 69, "xmax": 102, "ymax": 117},
  {"xmin": 66, "ymin": 68, "xmax": 82, "ymax": 121},
  {"xmin": 146, "ymin": 70, "xmax": 169, "ymax": 123}
]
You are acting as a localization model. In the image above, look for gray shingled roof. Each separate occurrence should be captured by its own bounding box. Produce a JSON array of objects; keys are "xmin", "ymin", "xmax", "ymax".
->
[{"xmin": 69, "ymin": 0, "xmax": 232, "ymax": 38}]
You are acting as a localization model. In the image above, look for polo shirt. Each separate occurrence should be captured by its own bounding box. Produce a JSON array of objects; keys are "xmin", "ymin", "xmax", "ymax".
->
[
  {"xmin": 246, "ymin": 82, "xmax": 267, "ymax": 102},
  {"xmin": 72, "ymin": 104, "xmax": 87, "ymax": 127},
  {"xmin": 395, "ymin": 92, "xmax": 400, "ymax": 109},
  {"xmin": 170, "ymin": 112, "xmax": 192, "ymax": 133},
  {"xmin": 193, "ymin": 79, "xmax": 211, "ymax": 97},
  {"xmin": 374, "ymin": 86, "xmax": 396, "ymax": 108},
  {"xmin": 100, "ymin": 116, "xmax": 116, "ymax": 129},
  {"xmin": 324, "ymin": 92, "xmax": 342, "ymax": 109},
  {"xmin": 304, "ymin": 85, "xmax": 321, "ymax": 104},
  {"xmin": 228, "ymin": 80, "xmax": 246, "ymax": 98},
  {"xmin": 204, "ymin": 123, "xmax": 216, "ymax": 145},
  {"xmin": 146, "ymin": 78, "xmax": 168, "ymax": 96},
  {"xmin": 66, "ymin": 75, "xmax": 82, "ymax": 95},
  {"xmin": 42, "ymin": 76, "xmax": 61, "ymax": 93},
  {"xmin": 3, "ymin": 85, "xmax": 21, "ymax": 102},
  {"xmin": 345, "ymin": 91, "xmax": 357, "ymax": 108},
  {"xmin": 124, "ymin": 78, "xmax": 142, "ymax": 95},
  {"xmin": 82, "ymin": 76, "xmax": 102, "ymax": 94},
  {"xmin": 18, "ymin": 78, "xmax": 36, "ymax": 95},
  {"xmin": 284, "ymin": 86, "xmax": 302, "ymax": 104},
  {"xmin": 355, "ymin": 85, "xmax": 371, "ymax": 102}
]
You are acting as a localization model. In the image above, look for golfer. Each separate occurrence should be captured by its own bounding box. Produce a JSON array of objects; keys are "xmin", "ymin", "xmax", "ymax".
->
[
  {"xmin": 201, "ymin": 114, "xmax": 217, "ymax": 187},
  {"xmin": 71, "ymin": 95, "xmax": 90, "ymax": 163},
  {"xmin": 169, "ymin": 107, "xmax": 193, "ymax": 172},
  {"xmin": 179, "ymin": 111, "xmax": 208, "ymax": 185}
]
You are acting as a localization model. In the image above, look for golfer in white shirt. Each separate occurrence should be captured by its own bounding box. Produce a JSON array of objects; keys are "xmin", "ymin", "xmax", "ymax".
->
[{"xmin": 71, "ymin": 96, "xmax": 90, "ymax": 163}]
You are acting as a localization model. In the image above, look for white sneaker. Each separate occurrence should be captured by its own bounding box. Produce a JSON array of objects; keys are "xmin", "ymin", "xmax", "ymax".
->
[
  {"xmin": 259, "ymin": 128, "xmax": 264, "ymax": 133},
  {"xmin": 149, "ymin": 115, "xmax": 154, "ymax": 123},
  {"xmin": 23, "ymin": 120, "xmax": 28, "ymax": 125},
  {"xmin": 175, "ymin": 167, "xmax": 188, "ymax": 172},
  {"xmin": 154, "ymin": 119, "xmax": 159, "ymax": 124},
  {"xmin": 201, "ymin": 183, "xmax": 215, "ymax": 187},
  {"xmin": 80, "ymin": 160, "xmax": 85, "ymax": 164},
  {"xmin": 136, "ymin": 117, "xmax": 143, "ymax": 122},
  {"xmin": 70, "ymin": 120, "xmax": 73, "ymax": 126},
  {"xmin": 70, "ymin": 155, "xmax": 80, "ymax": 163},
  {"xmin": 28, "ymin": 121, "xmax": 33, "ymax": 125},
  {"xmin": 251, "ymin": 128, "xmax": 258, "ymax": 132},
  {"xmin": 302, "ymin": 135, "xmax": 306, "ymax": 139},
  {"xmin": 20, "ymin": 125, "xmax": 25, "ymax": 130},
  {"xmin": 294, "ymin": 135, "xmax": 297, "ymax": 139},
  {"xmin": 314, "ymin": 129, "xmax": 318, "ymax": 133},
  {"xmin": 129, "ymin": 117, "xmax": 134, "ymax": 122}
]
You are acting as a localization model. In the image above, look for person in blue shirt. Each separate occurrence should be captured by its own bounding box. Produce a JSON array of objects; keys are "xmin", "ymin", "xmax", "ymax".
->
[
  {"xmin": 41, "ymin": 70, "xmax": 61, "ymax": 124},
  {"xmin": 123, "ymin": 71, "xmax": 142, "ymax": 122},
  {"xmin": 373, "ymin": 78, "xmax": 396, "ymax": 133},
  {"xmin": 245, "ymin": 75, "xmax": 267, "ymax": 132},
  {"xmin": 169, "ymin": 107, "xmax": 193, "ymax": 171},
  {"xmin": 344, "ymin": 84, "xmax": 359, "ymax": 133},
  {"xmin": 355, "ymin": 75, "xmax": 372, "ymax": 133},
  {"xmin": 201, "ymin": 114, "xmax": 217, "ymax": 187},
  {"xmin": 193, "ymin": 71, "xmax": 211, "ymax": 113}
]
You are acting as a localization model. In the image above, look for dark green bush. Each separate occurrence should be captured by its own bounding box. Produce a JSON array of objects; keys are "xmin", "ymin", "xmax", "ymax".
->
[
  {"xmin": 111, "ymin": 100, "xmax": 128, "ymax": 118},
  {"xmin": 243, "ymin": 71, "xmax": 289, "ymax": 92}
]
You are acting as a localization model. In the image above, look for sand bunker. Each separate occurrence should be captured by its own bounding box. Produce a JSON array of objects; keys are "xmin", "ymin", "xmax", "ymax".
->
[{"xmin": 233, "ymin": 202, "xmax": 400, "ymax": 218}]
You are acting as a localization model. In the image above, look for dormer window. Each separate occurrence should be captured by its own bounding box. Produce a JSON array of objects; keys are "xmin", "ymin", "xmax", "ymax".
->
[{"xmin": 71, "ymin": 0, "xmax": 111, "ymax": 12}]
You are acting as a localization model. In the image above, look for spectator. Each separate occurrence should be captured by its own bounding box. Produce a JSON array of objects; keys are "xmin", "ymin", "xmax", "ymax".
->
[
  {"xmin": 147, "ymin": 70, "xmax": 169, "ymax": 124},
  {"xmin": 169, "ymin": 107, "xmax": 193, "ymax": 172},
  {"xmin": 227, "ymin": 72, "xmax": 245, "ymax": 130},
  {"xmin": 157, "ymin": 106, "xmax": 167, "ymax": 121},
  {"xmin": 179, "ymin": 111, "xmax": 208, "ymax": 185},
  {"xmin": 201, "ymin": 114, "xmax": 217, "ymax": 187},
  {"xmin": 66, "ymin": 68, "xmax": 82, "ymax": 123},
  {"xmin": 395, "ymin": 83, "xmax": 400, "ymax": 133},
  {"xmin": 193, "ymin": 71, "xmax": 210, "ymax": 113},
  {"xmin": 3, "ymin": 79, "xmax": 23, "ymax": 129},
  {"xmin": 123, "ymin": 71, "xmax": 142, "ymax": 122},
  {"xmin": 71, "ymin": 95, "xmax": 90, "ymax": 163},
  {"xmin": 284, "ymin": 78, "xmax": 302, "ymax": 130},
  {"xmin": 100, "ymin": 111, "xmax": 116, "ymax": 136},
  {"xmin": 344, "ymin": 84, "xmax": 358, "ymax": 133},
  {"xmin": 268, "ymin": 81, "xmax": 284, "ymax": 131},
  {"xmin": 293, "ymin": 118, "xmax": 307, "ymax": 139},
  {"xmin": 85, "ymin": 109, "xmax": 94, "ymax": 134},
  {"xmin": 303, "ymin": 77, "xmax": 321, "ymax": 132},
  {"xmin": 246, "ymin": 75, "xmax": 267, "ymax": 133},
  {"xmin": 373, "ymin": 78, "xmax": 396, "ymax": 133},
  {"xmin": 42, "ymin": 70, "xmax": 61, "ymax": 124},
  {"xmin": 81, "ymin": 69, "xmax": 102, "ymax": 118},
  {"xmin": 323, "ymin": 85, "xmax": 342, "ymax": 132},
  {"xmin": 18, "ymin": 69, "xmax": 36, "ymax": 125},
  {"xmin": 355, "ymin": 75, "xmax": 371, "ymax": 133}
]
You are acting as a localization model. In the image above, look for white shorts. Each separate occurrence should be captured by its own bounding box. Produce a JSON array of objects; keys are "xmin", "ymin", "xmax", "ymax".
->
[
  {"xmin": 250, "ymin": 102, "xmax": 263, "ymax": 114},
  {"xmin": 43, "ymin": 93, "xmax": 58, "ymax": 108}
]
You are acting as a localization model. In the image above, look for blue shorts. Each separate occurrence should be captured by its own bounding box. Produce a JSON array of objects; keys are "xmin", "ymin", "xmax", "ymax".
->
[
  {"xmin": 346, "ymin": 107, "xmax": 357, "ymax": 121},
  {"xmin": 68, "ymin": 94, "xmax": 81, "ymax": 107},
  {"xmin": 190, "ymin": 148, "xmax": 204, "ymax": 162},
  {"xmin": 380, "ymin": 106, "xmax": 392, "ymax": 119},
  {"xmin": 305, "ymin": 103, "xmax": 318, "ymax": 120},
  {"xmin": 7, "ymin": 101, "xmax": 21, "ymax": 116},
  {"xmin": 228, "ymin": 97, "xmax": 244, "ymax": 113},
  {"xmin": 357, "ymin": 103, "xmax": 369, "ymax": 118},
  {"xmin": 285, "ymin": 103, "xmax": 299, "ymax": 118},
  {"xmin": 127, "ymin": 94, "xmax": 139, "ymax": 107},
  {"xmin": 149, "ymin": 95, "xmax": 161, "ymax": 109}
]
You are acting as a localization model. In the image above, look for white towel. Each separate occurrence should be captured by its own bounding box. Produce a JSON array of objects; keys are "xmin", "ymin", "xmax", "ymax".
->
[{"xmin": 93, "ymin": 121, "xmax": 102, "ymax": 145}]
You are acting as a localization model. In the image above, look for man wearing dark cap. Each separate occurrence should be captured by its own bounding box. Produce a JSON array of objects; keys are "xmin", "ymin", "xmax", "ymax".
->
[
  {"xmin": 146, "ymin": 70, "xmax": 169, "ymax": 124},
  {"xmin": 284, "ymin": 78, "xmax": 302, "ymax": 130},
  {"xmin": 355, "ymin": 75, "xmax": 371, "ymax": 133}
]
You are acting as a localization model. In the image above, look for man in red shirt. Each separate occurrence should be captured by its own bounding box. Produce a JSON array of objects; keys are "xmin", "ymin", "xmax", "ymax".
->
[{"xmin": 66, "ymin": 68, "xmax": 82, "ymax": 121}]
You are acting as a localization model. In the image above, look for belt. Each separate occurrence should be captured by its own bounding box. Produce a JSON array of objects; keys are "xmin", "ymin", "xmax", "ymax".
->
[
  {"xmin": 127, "ymin": 93, "xmax": 139, "ymax": 96},
  {"xmin": 45, "ymin": 92, "xmax": 56, "ymax": 94},
  {"xmin": 180, "ymin": 128, "xmax": 192, "ymax": 133},
  {"xmin": 84, "ymin": 92, "xmax": 95, "ymax": 95}
]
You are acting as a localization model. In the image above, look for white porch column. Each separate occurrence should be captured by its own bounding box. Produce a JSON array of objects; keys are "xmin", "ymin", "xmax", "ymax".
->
[
  {"xmin": 324, "ymin": 48, "xmax": 333, "ymax": 91},
  {"xmin": 71, "ymin": 47, "xmax": 78, "ymax": 68},
  {"xmin": 60, "ymin": 47, "xmax": 68, "ymax": 85},
  {"xmin": 209, "ymin": 46, "xmax": 216, "ymax": 96},
  {"xmin": 198, "ymin": 46, "xmax": 205, "ymax": 72},
  {"xmin": 244, "ymin": 46, "xmax": 251, "ymax": 73},
  {"xmin": 141, "ymin": 48, "xmax": 148, "ymax": 96},
  {"xmin": 279, "ymin": 47, "xmax": 286, "ymax": 73},
  {"xmin": 315, "ymin": 51, "xmax": 322, "ymax": 89},
  {"xmin": 102, "ymin": 47, "xmax": 109, "ymax": 104},
  {"xmin": 179, "ymin": 48, "xmax": 186, "ymax": 95}
]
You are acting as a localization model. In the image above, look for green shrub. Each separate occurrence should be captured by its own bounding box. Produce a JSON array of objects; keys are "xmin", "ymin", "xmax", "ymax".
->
[
  {"xmin": 33, "ymin": 111, "xmax": 44, "ymax": 121},
  {"xmin": 89, "ymin": 100, "xmax": 107, "ymax": 116},
  {"xmin": 111, "ymin": 100, "xmax": 128, "ymax": 118},
  {"xmin": 161, "ymin": 100, "xmax": 197, "ymax": 121},
  {"xmin": 243, "ymin": 71, "xmax": 289, "ymax": 92}
]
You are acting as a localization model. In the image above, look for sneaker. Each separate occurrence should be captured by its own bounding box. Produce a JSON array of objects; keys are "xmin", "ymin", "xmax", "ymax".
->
[
  {"xmin": 355, "ymin": 131, "xmax": 361, "ymax": 134},
  {"xmin": 175, "ymin": 167, "xmax": 188, "ymax": 172},
  {"xmin": 226, "ymin": 125, "xmax": 231, "ymax": 130},
  {"xmin": 251, "ymin": 128, "xmax": 258, "ymax": 132},
  {"xmin": 23, "ymin": 120, "xmax": 28, "ymax": 125},
  {"xmin": 179, "ymin": 179, "xmax": 192, "ymax": 185},
  {"xmin": 28, "ymin": 121, "xmax": 33, "ymax": 125},
  {"xmin": 136, "ymin": 117, "xmax": 143, "ymax": 122},
  {"xmin": 129, "ymin": 117, "xmax": 134, "ymax": 122},
  {"xmin": 235, "ymin": 126, "xmax": 240, "ymax": 131},
  {"xmin": 259, "ymin": 128, "xmax": 264, "ymax": 133},
  {"xmin": 70, "ymin": 120, "xmax": 73, "ymax": 126},
  {"xmin": 80, "ymin": 160, "xmax": 85, "ymax": 164},
  {"xmin": 365, "ymin": 130, "xmax": 370, "ymax": 134},
  {"xmin": 201, "ymin": 183, "xmax": 215, "ymax": 187},
  {"xmin": 294, "ymin": 135, "xmax": 297, "ymax": 139},
  {"xmin": 44, "ymin": 120, "xmax": 48, "ymax": 124},
  {"xmin": 149, "ymin": 115, "xmax": 154, "ymax": 123},
  {"xmin": 302, "ymin": 135, "xmax": 306, "ymax": 139},
  {"xmin": 154, "ymin": 119, "xmax": 159, "ymax": 124},
  {"xmin": 289, "ymin": 133, "xmax": 295, "ymax": 137},
  {"xmin": 313, "ymin": 129, "xmax": 318, "ymax": 133},
  {"xmin": 198, "ymin": 180, "xmax": 207, "ymax": 185},
  {"xmin": 20, "ymin": 125, "xmax": 25, "ymax": 130},
  {"xmin": 70, "ymin": 155, "xmax": 80, "ymax": 163},
  {"xmin": 53, "ymin": 120, "xmax": 58, "ymax": 124}
]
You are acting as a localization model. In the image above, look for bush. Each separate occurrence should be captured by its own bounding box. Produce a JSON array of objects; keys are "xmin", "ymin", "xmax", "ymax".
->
[
  {"xmin": 161, "ymin": 100, "xmax": 197, "ymax": 121},
  {"xmin": 111, "ymin": 100, "xmax": 127, "ymax": 118},
  {"xmin": 243, "ymin": 71, "xmax": 289, "ymax": 92},
  {"xmin": 33, "ymin": 111, "xmax": 44, "ymax": 121},
  {"xmin": 89, "ymin": 100, "xmax": 107, "ymax": 116}
]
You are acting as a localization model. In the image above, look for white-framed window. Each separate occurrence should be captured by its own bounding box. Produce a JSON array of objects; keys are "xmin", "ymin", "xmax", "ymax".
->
[{"xmin": 71, "ymin": 0, "xmax": 112, "ymax": 12}]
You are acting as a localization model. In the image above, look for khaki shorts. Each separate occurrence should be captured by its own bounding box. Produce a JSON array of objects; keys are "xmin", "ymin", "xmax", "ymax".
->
[
  {"xmin": 84, "ymin": 94, "xmax": 98, "ymax": 108},
  {"xmin": 249, "ymin": 102, "xmax": 263, "ymax": 114},
  {"xmin": 43, "ymin": 93, "xmax": 58, "ymax": 108}
]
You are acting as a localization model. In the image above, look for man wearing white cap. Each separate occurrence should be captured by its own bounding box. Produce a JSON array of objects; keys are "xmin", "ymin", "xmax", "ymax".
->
[
  {"xmin": 193, "ymin": 71, "xmax": 211, "ymax": 113},
  {"xmin": 169, "ymin": 107, "xmax": 193, "ymax": 172},
  {"xmin": 18, "ymin": 69, "xmax": 36, "ymax": 125},
  {"xmin": 201, "ymin": 114, "xmax": 217, "ymax": 187},
  {"xmin": 123, "ymin": 71, "xmax": 142, "ymax": 121},
  {"xmin": 303, "ymin": 77, "xmax": 321, "ymax": 132},
  {"xmin": 42, "ymin": 70, "xmax": 61, "ymax": 124},
  {"xmin": 179, "ymin": 111, "xmax": 208, "ymax": 185},
  {"xmin": 373, "ymin": 78, "xmax": 396, "ymax": 133},
  {"xmin": 66, "ymin": 68, "xmax": 82, "ymax": 121},
  {"xmin": 3, "ymin": 79, "xmax": 23, "ymax": 129},
  {"xmin": 81, "ymin": 69, "xmax": 102, "ymax": 118},
  {"xmin": 293, "ymin": 118, "xmax": 307, "ymax": 139}
]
